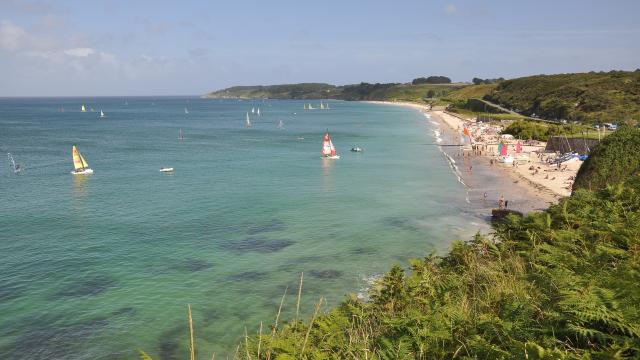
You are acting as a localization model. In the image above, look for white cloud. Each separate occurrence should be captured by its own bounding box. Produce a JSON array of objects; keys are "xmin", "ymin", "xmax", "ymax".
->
[
  {"xmin": 445, "ymin": 4, "xmax": 457, "ymax": 15},
  {"xmin": 64, "ymin": 47, "xmax": 95, "ymax": 57},
  {"xmin": 0, "ymin": 20, "xmax": 29, "ymax": 51}
]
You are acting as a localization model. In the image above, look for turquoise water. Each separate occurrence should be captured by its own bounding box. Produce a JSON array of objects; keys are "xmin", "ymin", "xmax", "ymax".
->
[{"xmin": 0, "ymin": 98, "xmax": 485, "ymax": 359}]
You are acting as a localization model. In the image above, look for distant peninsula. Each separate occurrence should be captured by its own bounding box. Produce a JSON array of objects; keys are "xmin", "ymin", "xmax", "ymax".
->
[{"xmin": 205, "ymin": 70, "xmax": 640, "ymax": 124}]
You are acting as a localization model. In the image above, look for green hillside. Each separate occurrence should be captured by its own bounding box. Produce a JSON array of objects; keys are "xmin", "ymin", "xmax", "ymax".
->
[
  {"xmin": 443, "ymin": 83, "xmax": 497, "ymax": 100},
  {"xmin": 574, "ymin": 126, "xmax": 640, "ymax": 191},
  {"xmin": 204, "ymin": 82, "xmax": 466, "ymax": 102},
  {"xmin": 485, "ymin": 71, "xmax": 640, "ymax": 124},
  {"xmin": 204, "ymin": 83, "xmax": 340, "ymax": 99}
]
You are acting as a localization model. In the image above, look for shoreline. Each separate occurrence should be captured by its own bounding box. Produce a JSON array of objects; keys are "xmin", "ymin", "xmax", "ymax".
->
[{"xmin": 366, "ymin": 100, "xmax": 568, "ymax": 213}]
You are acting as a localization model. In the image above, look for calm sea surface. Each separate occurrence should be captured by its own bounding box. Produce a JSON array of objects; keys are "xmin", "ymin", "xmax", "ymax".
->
[{"xmin": 0, "ymin": 97, "xmax": 486, "ymax": 359}]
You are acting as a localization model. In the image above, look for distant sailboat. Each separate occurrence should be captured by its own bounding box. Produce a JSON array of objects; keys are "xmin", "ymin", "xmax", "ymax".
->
[
  {"xmin": 71, "ymin": 146, "xmax": 93, "ymax": 175},
  {"xmin": 90, "ymin": 107, "xmax": 94, "ymax": 112},
  {"xmin": 277, "ymin": 120, "xmax": 284, "ymax": 129},
  {"xmin": 100, "ymin": 110, "xmax": 106, "ymax": 118},
  {"xmin": 308, "ymin": 104, "xmax": 315, "ymax": 110},
  {"xmin": 303, "ymin": 104, "xmax": 308, "ymax": 110},
  {"xmin": 257, "ymin": 107, "xmax": 261, "ymax": 116},
  {"xmin": 184, "ymin": 107, "xmax": 189, "ymax": 114},
  {"xmin": 179, "ymin": 128, "xmax": 184, "ymax": 141},
  {"xmin": 320, "ymin": 102, "xmax": 325, "ymax": 110},
  {"xmin": 325, "ymin": 102, "xmax": 330, "ymax": 109},
  {"xmin": 251, "ymin": 107, "xmax": 255, "ymax": 114},
  {"xmin": 7, "ymin": 153, "xmax": 22, "ymax": 174},
  {"xmin": 245, "ymin": 112, "xmax": 252, "ymax": 128},
  {"xmin": 321, "ymin": 131, "xmax": 340, "ymax": 159},
  {"xmin": 81, "ymin": 104, "xmax": 86, "ymax": 112}
]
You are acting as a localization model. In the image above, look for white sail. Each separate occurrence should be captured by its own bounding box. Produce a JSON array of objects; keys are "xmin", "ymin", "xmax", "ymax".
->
[
  {"xmin": 257, "ymin": 108, "xmax": 260, "ymax": 116},
  {"xmin": 320, "ymin": 102, "xmax": 325, "ymax": 109},
  {"xmin": 251, "ymin": 107, "xmax": 255, "ymax": 114},
  {"xmin": 245, "ymin": 112, "xmax": 252, "ymax": 127},
  {"xmin": 81, "ymin": 104, "xmax": 86, "ymax": 112},
  {"xmin": 277, "ymin": 120, "xmax": 284, "ymax": 129},
  {"xmin": 184, "ymin": 107, "xmax": 189, "ymax": 114},
  {"xmin": 100, "ymin": 110, "xmax": 106, "ymax": 118}
]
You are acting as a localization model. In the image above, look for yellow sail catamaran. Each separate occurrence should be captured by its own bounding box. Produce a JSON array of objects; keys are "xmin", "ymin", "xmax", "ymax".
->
[{"xmin": 71, "ymin": 146, "xmax": 93, "ymax": 175}]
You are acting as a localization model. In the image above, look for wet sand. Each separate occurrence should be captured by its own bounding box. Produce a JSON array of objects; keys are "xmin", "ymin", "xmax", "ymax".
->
[
  {"xmin": 365, "ymin": 101, "xmax": 558, "ymax": 214},
  {"xmin": 432, "ymin": 118, "xmax": 556, "ymax": 214}
]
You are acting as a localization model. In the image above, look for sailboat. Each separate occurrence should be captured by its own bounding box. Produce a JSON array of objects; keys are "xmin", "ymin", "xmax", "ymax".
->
[
  {"xmin": 308, "ymin": 104, "xmax": 315, "ymax": 110},
  {"xmin": 7, "ymin": 153, "xmax": 22, "ymax": 174},
  {"xmin": 245, "ymin": 112, "xmax": 252, "ymax": 128},
  {"xmin": 321, "ymin": 131, "xmax": 340, "ymax": 159},
  {"xmin": 81, "ymin": 104, "xmax": 86, "ymax": 112},
  {"xmin": 257, "ymin": 108, "xmax": 261, "ymax": 116},
  {"xmin": 179, "ymin": 128, "xmax": 184, "ymax": 141},
  {"xmin": 184, "ymin": 107, "xmax": 189, "ymax": 114},
  {"xmin": 497, "ymin": 143, "xmax": 513, "ymax": 164},
  {"xmin": 100, "ymin": 110, "xmax": 106, "ymax": 118},
  {"xmin": 320, "ymin": 102, "xmax": 325, "ymax": 110},
  {"xmin": 71, "ymin": 146, "xmax": 93, "ymax": 175},
  {"xmin": 303, "ymin": 104, "xmax": 308, "ymax": 110},
  {"xmin": 251, "ymin": 107, "xmax": 255, "ymax": 114},
  {"xmin": 90, "ymin": 107, "xmax": 95, "ymax": 112},
  {"xmin": 325, "ymin": 102, "xmax": 330, "ymax": 109},
  {"xmin": 277, "ymin": 120, "xmax": 284, "ymax": 129}
]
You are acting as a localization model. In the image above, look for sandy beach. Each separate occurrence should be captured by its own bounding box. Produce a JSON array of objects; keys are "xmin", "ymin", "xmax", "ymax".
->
[{"xmin": 369, "ymin": 101, "xmax": 581, "ymax": 213}]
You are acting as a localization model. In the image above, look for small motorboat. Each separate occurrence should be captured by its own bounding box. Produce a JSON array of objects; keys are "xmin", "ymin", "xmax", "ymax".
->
[
  {"xmin": 350, "ymin": 147, "xmax": 363, "ymax": 152},
  {"xmin": 160, "ymin": 167, "xmax": 174, "ymax": 173}
]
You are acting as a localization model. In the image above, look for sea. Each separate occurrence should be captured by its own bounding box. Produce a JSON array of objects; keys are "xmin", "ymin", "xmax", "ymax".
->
[{"xmin": 0, "ymin": 97, "xmax": 488, "ymax": 359}]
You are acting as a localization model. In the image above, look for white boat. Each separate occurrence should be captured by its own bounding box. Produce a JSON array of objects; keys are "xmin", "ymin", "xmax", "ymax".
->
[
  {"xmin": 71, "ymin": 146, "xmax": 93, "ymax": 175},
  {"xmin": 100, "ymin": 110, "xmax": 106, "ymax": 118},
  {"xmin": 7, "ymin": 153, "xmax": 22, "ymax": 174},
  {"xmin": 350, "ymin": 147, "xmax": 363, "ymax": 152},
  {"xmin": 160, "ymin": 167, "xmax": 174, "ymax": 173},
  {"xmin": 320, "ymin": 102, "xmax": 325, "ymax": 110},
  {"xmin": 251, "ymin": 107, "xmax": 255, "ymax": 114},
  {"xmin": 245, "ymin": 112, "xmax": 252, "ymax": 128},
  {"xmin": 321, "ymin": 131, "xmax": 340, "ymax": 159},
  {"xmin": 308, "ymin": 104, "xmax": 315, "ymax": 110},
  {"xmin": 257, "ymin": 108, "xmax": 261, "ymax": 116},
  {"xmin": 81, "ymin": 104, "xmax": 86, "ymax": 112},
  {"xmin": 184, "ymin": 107, "xmax": 189, "ymax": 114}
]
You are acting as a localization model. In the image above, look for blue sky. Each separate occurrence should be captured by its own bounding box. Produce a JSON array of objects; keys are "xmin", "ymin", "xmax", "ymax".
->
[{"xmin": 0, "ymin": 0, "xmax": 638, "ymax": 96}]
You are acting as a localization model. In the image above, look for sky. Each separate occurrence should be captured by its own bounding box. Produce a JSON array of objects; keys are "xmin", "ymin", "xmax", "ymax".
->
[{"xmin": 0, "ymin": 0, "xmax": 638, "ymax": 96}]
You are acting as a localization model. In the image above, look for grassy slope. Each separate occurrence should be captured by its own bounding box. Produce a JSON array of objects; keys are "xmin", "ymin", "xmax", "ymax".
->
[
  {"xmin": 574, "ymin": 126, "xmax": 640, "ymax": 191},
  {"xmin": 443, "ymin": 83, "xmax": 498, "ymax": 100},
  {"xmin": 485, "ymin": 71, "xmax": 640, "ymax": 124}
]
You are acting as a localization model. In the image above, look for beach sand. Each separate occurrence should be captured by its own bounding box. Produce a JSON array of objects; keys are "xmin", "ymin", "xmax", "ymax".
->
[{"xmin": 367, "ymin": 101, "xmax": 574, "ymax": 214}]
